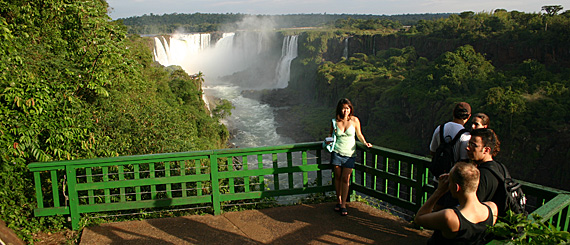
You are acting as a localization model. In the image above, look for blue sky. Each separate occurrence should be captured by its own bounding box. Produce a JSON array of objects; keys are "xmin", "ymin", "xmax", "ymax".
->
[{"xmin": 106, "ymin": 0, "xmax": 562, "ymax": 19}]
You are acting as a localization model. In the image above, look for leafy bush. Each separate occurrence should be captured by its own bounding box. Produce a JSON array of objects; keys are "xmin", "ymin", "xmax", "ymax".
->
[
  {"xmin": 0, "ymin": 0, "xmax": 229, "ymax": 242},
  {"xmin": 489, "ymin": 211, "xmax": 570, "ymax": 244}
]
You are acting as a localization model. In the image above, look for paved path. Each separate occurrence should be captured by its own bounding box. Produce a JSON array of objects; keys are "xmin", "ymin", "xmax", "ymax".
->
[
  {"xmin": 80, "ymin": 202, "xmax": 431, "ymax": 244},
  {"xmin": 0, "ymin": 219, "xmax": 25, "ymax": 245}
]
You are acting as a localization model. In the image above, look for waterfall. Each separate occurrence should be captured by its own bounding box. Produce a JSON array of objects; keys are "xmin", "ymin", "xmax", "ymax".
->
[
  {"xmin": 274, "ymin": 35, "xmax": 298, "ymax": 89},
  {"xmin": 153, "ymin": 33, "xmax": 211, "ymax": 73},
  {"xmin": 152, "ymin": 32, "xmax": 321, "ymax": 203},
  {"xmin": 256, "ymin": 32, "xmax": 263, "ymax": 54},
  {"xmin": 153, "ymin": 37, "xmax": 170, "ymax": 65},
  {"xmin": 152, "ymin": 32, "xmax": 297, "ymax": 147},
  {"xmin": 343, "ymin": 39, "xmax": 347, "ymax": 59}
]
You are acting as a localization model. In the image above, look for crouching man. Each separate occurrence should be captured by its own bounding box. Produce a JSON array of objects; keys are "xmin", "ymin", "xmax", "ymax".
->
[{"xmin": 415, "ymin": 162, "xmax": 498, "ymax": 244}]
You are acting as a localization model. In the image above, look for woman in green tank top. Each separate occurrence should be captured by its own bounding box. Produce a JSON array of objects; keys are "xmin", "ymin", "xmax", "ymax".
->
[{"xmin": 328, "ymin": 98, "xmax": 372, "ymax": 216}]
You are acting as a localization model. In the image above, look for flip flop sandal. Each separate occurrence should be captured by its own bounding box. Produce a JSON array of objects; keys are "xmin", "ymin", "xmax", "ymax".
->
[
  {"xmin": 340, "ymin": 208, "xmax": 348, "ymax": 216},
  {"xmin": 334, "ymin": 204, "xmax": 341, "ymax": 212}
]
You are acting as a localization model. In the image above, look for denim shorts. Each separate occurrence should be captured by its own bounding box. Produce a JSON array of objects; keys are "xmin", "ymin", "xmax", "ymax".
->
[{"xmin": 330, "ymin": 151, "xmax": 355, "ymax": 168}]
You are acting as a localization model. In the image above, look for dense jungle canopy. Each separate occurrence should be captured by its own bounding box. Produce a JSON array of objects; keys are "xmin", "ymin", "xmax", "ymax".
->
[
  {"xmin": 1, "ymin": 0, "xmax": 229, "ymax": 241},
  {"xmin": 119, "ymin": 12, "xmax": 450, "ymax": 34},
  {"xmin": 287, "ymin": 7, "xmax": 570, "ymax": 193}
]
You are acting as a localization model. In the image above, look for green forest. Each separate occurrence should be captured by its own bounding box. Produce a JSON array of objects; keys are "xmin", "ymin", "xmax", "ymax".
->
[
  {"xmin": 119, "ymin": 12, "xmax": 450, "ymax": 34},
  {"xmin": 287, "ymin": 7, "xmax": 570, "ymax": 192},
  {"xmin": 0, "ymin": 0, "xmax": 230, "ymax": 242}
]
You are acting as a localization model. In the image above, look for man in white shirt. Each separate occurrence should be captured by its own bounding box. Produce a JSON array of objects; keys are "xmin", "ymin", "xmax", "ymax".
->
[
  {"xmin": 429, "ymin": 102, "xmax": 472, "ymax": 210},
  {"xmin": 430, "ymin": 102, "xmax": 472, "ymax": 162}
]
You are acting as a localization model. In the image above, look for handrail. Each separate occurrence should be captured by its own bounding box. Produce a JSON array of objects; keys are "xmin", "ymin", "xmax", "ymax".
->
[
  {"xmin": 351, "ymin": 142, "xmax": 570, "ymax": 233},
  {"xmin": 28, "ymin": 142, "xmax": 570, "ymax": 233}
]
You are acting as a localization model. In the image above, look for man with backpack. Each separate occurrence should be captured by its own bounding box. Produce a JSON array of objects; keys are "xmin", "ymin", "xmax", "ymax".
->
[
  {"xmin": 429, "ymin": 102, "xmax": 472, "ymax": 177},
  {"xmin": 468, "ymin": 128, "xmax": 526, "ymax": 217}
]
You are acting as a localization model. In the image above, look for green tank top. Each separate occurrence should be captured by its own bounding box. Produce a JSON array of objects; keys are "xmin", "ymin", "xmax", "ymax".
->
[{"xmin": 334, "ymin": 122, "xmax": 356, "ymax": 157}]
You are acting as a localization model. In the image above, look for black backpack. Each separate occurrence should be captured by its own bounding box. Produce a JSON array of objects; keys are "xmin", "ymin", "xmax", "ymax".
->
[
  {"xmin": 480, "ymin": 162, "xmax": 528, "ymax": 216},
  {"xmin": 430, "ymin": 123, "xmax": 468, "ymax": 177}
]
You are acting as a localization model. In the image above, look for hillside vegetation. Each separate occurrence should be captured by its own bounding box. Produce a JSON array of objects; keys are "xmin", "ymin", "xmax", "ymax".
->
[
  {"xmin": 0, "ymin": 0, "xmax": 229, "ymax": 242},
  {"xmin": 119, "ymin": 12, "xmax": 450, "ymax": 34},
  {"xmin": 288, "ymin": 7, "xmax": 570, "ymax": 191}
]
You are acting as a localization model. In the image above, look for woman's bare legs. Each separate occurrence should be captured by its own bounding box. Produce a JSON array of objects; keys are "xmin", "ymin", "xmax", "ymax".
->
[
  {"xmin": 334, "ymin": 166, "xmax": 343, "ymax": 205},
  {"xmin": 334, "ymin": 165, "xmax": 353, "ymax": 214}
]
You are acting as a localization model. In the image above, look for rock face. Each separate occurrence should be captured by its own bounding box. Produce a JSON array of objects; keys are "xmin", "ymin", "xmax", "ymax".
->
[
  {"xmin": 285, "ymin": 32, "xmax": 570, "ymax": 191},
  {"xmin": 0, "ymin": 219, "xmax": 24, "ymax": 245},
  {"xmin": 347, "ymin": 34, "xmax": 570, "ymax": 68}
]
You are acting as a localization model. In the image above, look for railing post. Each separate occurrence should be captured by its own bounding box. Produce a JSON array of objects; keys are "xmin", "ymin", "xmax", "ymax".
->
[
  {"xmin": 210, "ymin": 153, "xmax": 221, "ymax": 215},
  {"xmin": 415, "ymin": 161, "xmax": 427, "ymax": 212},
  {"xmin": 65, "ymin": 165, "xmax": 80, "ymax": 230},
  {"xmin": 33, "ymin": 172, "xmax": 44, "ymax": 210}
]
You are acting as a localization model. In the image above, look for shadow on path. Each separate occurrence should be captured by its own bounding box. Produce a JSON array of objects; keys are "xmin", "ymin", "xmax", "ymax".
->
[{"xmin": 80, "ymin": 202, "xmax": 431, "ymax": 244}]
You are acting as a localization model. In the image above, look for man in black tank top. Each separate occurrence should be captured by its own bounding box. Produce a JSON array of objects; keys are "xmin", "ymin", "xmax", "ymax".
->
[{"xmin": 415, "ymin": 162, "xmax": 498, "ymax": 244}]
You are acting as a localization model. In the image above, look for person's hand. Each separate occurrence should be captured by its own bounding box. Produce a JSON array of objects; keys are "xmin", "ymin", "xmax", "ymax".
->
[
  {"xmin": 436, "ymin": 173, "xmax": 450, "ymax": 193},
  {"xmin": 364, "ymin": 143, "xmax": 372, "ymax": 148}
]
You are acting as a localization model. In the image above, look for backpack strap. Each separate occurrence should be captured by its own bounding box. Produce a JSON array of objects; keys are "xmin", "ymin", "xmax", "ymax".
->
[
  {"xmin": 439, "ymin": 123, "xmax": 468, "ymax": 162},
  {"xmin": 331, "ymin": 118, "xmax": 337, "ymax": 131},
  {"xmin": 439, "ymin": 123, "xmax": 445, "ymax": 145},
  {"xmin": 439, "ymin": 123, "xmax": 468, "ymax": 145},
  {"xmin": 450, "ymin": 128, "xmax": 468, "ymax": 145},
  {"xmin": 479, "ymin": 161, "xmax": 507, "ymax": 182}
]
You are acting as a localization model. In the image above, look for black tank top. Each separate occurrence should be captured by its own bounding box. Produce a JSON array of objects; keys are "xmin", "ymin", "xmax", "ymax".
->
[{"xmin": 427, "ymin": 204, "xmax": 494, "ymax": 245}]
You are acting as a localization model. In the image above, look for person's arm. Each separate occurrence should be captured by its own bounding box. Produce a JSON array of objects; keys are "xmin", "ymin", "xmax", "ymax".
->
[
  {"xmin": 354, "ymin": 117, "xmax": 372, "ymax": 148},
  {"xmin": 415, "ymin": 174, "xmax": 459, "ymax": 234},
  {"xmin": 429, "ymin": 126, "xmax": 440, "ymax": 156},
  {"xmin": 326, "ymin": 121, "xmax": 334, "ymax": 144}
]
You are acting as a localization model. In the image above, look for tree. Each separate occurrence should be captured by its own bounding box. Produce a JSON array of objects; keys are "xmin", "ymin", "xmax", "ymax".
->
[
  {"xmin": 542, "ymin": 5, "xmax": 563, "ymax": 16},
  {"xmin": 212, "ymin": 99, "xmax": 234, "ymax": 120},
  {"xmin": 460, "ymin": 11, "xmax": 474, "ymax": 19}
]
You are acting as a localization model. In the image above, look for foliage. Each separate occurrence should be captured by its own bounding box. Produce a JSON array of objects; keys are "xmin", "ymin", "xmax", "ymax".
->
[
  {"xmin": 542, "ymin": 5, "xmax": 564, "ymax": 16},
  {"xmin": 212, "ymin": 99, "xmax": 234, "ymax": 120},
  {"xmin": 301, "ymin": 8, "xmax": 570, "ymax": 191},
  {"xmin": 402, "ymin": 7, "xmax": 570, "ymax": 47},
  {"xmin": 0, "ymin": 0, "xmax": 229, "ymax": 242},
  {"xmin": 120, "ymin": 12, "xmax": 450, "ymax": 35},
  {"xmin": 330, "ymin": 17, "xmax": 403, "ymax": 34},
  {"xmin": 489, "ymin": 210, "xmax": 570, "ymax": 244},
  {"xmin": 314, "ymin": 46, "xmax": 423, "ymax": 149}
]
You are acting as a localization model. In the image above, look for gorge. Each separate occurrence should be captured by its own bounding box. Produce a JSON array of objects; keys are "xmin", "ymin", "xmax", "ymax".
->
[
  {"xmin": 150, "ymin": 20, "xmax": 570, "ymax": 192},
  {"xmin": 153, "ymin": 32, "xmax": 300, "ymax": 148}
]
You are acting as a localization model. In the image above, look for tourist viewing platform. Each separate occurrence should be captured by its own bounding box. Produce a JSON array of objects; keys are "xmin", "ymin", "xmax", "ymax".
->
[
  {"xmin": 28, "ymin": 142, "xmax": 570, "ymax": 244},
  {"xmin": 79, "ymin": 202, "xmax": 431, "ymax": 244}
]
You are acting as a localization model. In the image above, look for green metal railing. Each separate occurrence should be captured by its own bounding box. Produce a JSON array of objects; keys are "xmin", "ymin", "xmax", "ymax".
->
[
  {"xmin": 28, "ymin": 142, "xmax": 570, "ymax": 232},
  {"xmin": 350, "ymin": 142, "xmax": 570, "ymax": 233}
]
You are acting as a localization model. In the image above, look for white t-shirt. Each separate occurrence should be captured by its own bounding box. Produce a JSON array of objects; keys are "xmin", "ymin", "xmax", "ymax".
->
[{"xmin": 429, "ymin": 122, "xmax": 471, "ymax": 162}]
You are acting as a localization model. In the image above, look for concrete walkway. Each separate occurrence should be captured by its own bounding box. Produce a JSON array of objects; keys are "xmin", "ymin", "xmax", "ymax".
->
[{"xmin": 80, "ymin": 202, "xmax": 431, "ymax": 244}]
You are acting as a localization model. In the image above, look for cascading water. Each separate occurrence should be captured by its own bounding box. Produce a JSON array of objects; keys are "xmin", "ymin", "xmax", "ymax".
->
[
  {"xmin": 153, "ymin": 32, "xmax": 299, "ymax": 148},
  {"xmin": 152, "ymin": 32, "xmax": 317, "ymax": 201},
  {"xmin": 153, "ymin": 33, "xmax": 210, "ymax": 69},
  {"xmin": 274, "ymin": 35, "xmax": 298, "ymax": 89},
  {"xmin": 343, "ymin": 37, "xmax": 349, "ymax": 60}
]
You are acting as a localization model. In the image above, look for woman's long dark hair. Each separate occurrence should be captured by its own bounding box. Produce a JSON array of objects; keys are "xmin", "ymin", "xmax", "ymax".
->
[{"xmin": 336, "ymin": 98, "xmax": 354, "ymax": 121}]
